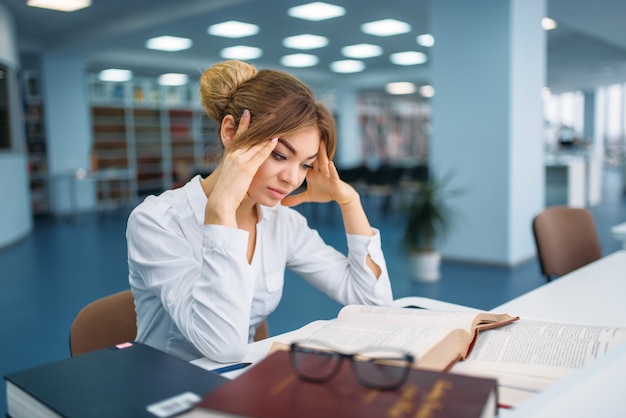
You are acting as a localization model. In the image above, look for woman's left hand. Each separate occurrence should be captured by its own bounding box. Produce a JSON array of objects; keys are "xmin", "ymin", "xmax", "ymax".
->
[{"xmin": 281, "ymin": 141, "xmax": 358, "ymax": 208}]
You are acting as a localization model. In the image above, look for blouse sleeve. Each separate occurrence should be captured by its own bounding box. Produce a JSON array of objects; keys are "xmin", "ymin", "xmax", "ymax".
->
[
  {"xmin": 284, "ymin": 210, "xmax": 393, "ymax": 306},
  {"xmin": 127, "ymin": 199, "xmax": 254, "ymax": 362}
]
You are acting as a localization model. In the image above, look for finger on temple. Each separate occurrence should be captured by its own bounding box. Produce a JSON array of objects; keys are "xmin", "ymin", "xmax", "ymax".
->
[{"xmin": 236, "ymin": 109, "xmax": 251, "ymax": 134}]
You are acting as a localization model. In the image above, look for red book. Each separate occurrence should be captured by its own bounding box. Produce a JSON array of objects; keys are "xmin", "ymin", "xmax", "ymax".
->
[{"xmin": 187, "ymin": 350, "xmax": 498, "ymax": 418}]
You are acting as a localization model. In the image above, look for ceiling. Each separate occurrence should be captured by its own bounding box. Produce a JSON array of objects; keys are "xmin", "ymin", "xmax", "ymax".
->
[{"xmin": 4, "ymin": 0, "xmax": 626, "ymax": 94}]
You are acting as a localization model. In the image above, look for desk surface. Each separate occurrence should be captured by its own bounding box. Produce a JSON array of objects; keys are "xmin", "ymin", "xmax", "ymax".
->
[{"xmin": 493, "ymin": 250, "xmax": 626, "ymax": 327}]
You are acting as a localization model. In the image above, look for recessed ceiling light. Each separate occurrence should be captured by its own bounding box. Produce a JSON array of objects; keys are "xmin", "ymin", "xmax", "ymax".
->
[
  {"xmin": 281, "ymin": 54, "xmax": 319, "ymax": 68},
  {"xmin": 541, "ymin": 17, "xmax": 557, "ymax": 30},
  {"xmin": 146, "ymin": 36, "xmax": 192, "ymax": 52},
  {"xmin": 386, "ymin": 82, "xmax": 416, "ymax": 95},
  {"xmin": 341, "ymin": 44, "xmax": 383, "ymax": 59},
  {"xmin": 98, "ymin": 69, "xmax": 132, "ymax": 82},
  {"xmin": 416, "ymin": 34, "xmax": 435, "ymax": 47},
  {"xmin": 158, "ymin": 73, "xmax": 188, "ymax": 86},
  {"xmin": 283, "ymin": 34, "xmax": 329, "ymax": 50},
  {"xmin": 287, "ymin": 2, "xmax": 346, "ymax": 21},
  {"xmin": 27, "ymin": 0, "xmax": 91, "ymax": 12},
  {"xmin": 330, "ymin": 60, "xmax": 365, "ymax": 73},
  {"xmin": 220, "ymin": 46, "xmax": 263, "ymax": 60},
  {"xmin": 361, "ymin": 19, "xmax": 411, "ymax": 37},
  {"xmin": 390, "ymin": 51, "xmax": 427, "ymax": 66},
  {"xmin": 208, "ymin": 20, "xmax": 260, "ymax": 38},
  {"xmin": 419, "ymin": 85, "xmax": 435, "ymax": 98}
]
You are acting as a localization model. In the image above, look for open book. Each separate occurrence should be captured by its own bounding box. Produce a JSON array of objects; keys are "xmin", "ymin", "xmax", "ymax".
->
[
  {"xmin": 273, "ymin": 304, "xmax": 518, "ymax": 372},
  {"xmin": 450, "ymin": 318, "xmax": 626, "ymax": 407}
]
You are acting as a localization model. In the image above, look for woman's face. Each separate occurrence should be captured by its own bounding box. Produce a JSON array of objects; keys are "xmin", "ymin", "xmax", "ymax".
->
[{"xmin": 247, "ymin": 126, "xmax": 321, "ymax": 206}]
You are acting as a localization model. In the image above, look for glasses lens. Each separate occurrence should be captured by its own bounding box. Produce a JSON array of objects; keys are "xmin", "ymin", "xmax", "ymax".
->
[
  {"xmin": 353, "ymin": 349, "xmax": 413, "ymax": 390},
  {"xmin": 291, "ymin": 341, "xmax": 342, "ymax": 382}
]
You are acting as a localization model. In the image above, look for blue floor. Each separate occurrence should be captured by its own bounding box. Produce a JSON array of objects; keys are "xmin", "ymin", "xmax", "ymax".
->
[{"xmin": 1, "ymin": 166, "xmax": 625, "ymax": 415}]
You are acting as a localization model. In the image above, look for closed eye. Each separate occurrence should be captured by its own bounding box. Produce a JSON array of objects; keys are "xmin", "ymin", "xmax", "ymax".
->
[{"xmin": 271, "ymin": 151, "xmax": 286, "ymax": 161}]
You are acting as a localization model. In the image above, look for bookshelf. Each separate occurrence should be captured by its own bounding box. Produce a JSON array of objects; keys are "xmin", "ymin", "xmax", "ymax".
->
[
  {"xmin": 358, "ymin": 94, "xmax": 430, "ymax": 166},
  {"xmin": 22, "ymin": 71, "xmax": 50, "ymax": 214},
  {"xmin": 88, "ymin": 75, "xmax": 209, "ymax": 205}
]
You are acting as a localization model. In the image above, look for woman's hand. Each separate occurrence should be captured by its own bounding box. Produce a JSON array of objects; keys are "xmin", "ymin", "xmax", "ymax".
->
[
  {"xmin": 281, "ymin": 141, "xmax": 358, "ymax": 208},
  {"xmin": 206, "ymin": 111, "xmax": 277, "ymax": 225}
]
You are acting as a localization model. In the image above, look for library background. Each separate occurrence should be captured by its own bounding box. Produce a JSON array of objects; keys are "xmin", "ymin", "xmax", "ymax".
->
[
  {"xmin": 2, "ymin": 0, "xmax": 626, "ymax": 266},
  {"xmin": 17, "ymin": 71, "xmax": 432, "ymax": 215},
  {"xmin": 9, "ymin": 70, "xmax": 626, "ymax": 213}
]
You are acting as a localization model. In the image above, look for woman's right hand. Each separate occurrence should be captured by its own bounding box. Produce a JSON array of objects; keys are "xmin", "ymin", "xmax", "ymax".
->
[{"xmin": 206, "ymin": 111, "xmax": 278, "ymax": 226}]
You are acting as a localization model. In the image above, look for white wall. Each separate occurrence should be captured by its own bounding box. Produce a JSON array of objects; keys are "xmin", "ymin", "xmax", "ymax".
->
[
  {"xmin": 0, "ymin": 2, "xmax": 33, "ymax": 249},
  {"xmin": 430, "ymin": 0, "xmax": 546, "ymax": 266},
  {"xmin": 41, "ymin": 51, "xmax": 95, "ymax": 214}
]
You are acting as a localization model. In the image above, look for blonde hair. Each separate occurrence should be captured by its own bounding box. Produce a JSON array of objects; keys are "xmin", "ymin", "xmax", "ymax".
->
[{"xmin": 199, "ymin": 60, "xmax": 336, "ymax": 161}]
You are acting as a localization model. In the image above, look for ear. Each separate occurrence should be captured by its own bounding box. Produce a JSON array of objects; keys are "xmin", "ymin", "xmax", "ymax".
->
[{"xmin": 220, "ymin": 115, "xmax": 237, "ymax": 147}]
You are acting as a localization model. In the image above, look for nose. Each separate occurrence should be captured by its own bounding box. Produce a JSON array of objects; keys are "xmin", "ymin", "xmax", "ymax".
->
[{"xmin": 279, "ymin": 163, "xmax": 302, "ymax": 187}]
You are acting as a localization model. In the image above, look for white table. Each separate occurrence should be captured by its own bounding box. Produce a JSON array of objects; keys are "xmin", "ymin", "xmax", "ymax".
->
[
  {"xmin": 492, "ymin": 250, "xmax": 626, "ymax": 327},
  {"xmin": 493, "ymin": 250, "xmax": 626, "ymax": 417},
  {"xmin": 611, "ymin": 222, "xmax": 626, "ymax": 250}
]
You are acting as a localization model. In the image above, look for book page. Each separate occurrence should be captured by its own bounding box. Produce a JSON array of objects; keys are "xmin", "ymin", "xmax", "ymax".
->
[
  {"xmin": 452, "ymin": 319, "xmax": 626, "ymax": 388},
  {"xmin": 273, "ymin": 306, "xmax": 515, "ymax": 372},
  {"xmin": 302, "ymin": 318, "xmax": 452, "ymax": 358},
  {"xmin": 336, "ymin": 305, "xmax": 483, "ymax": 333}
]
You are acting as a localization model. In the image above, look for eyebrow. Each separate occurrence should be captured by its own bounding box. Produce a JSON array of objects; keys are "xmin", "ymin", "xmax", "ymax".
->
[{"xmin": 277, "ymin": 138, "xmax": 318, "ymax": 160}]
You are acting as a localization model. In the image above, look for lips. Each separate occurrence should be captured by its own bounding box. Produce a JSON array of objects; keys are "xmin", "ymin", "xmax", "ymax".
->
[{"xmin": 267, "ymin": 187, "xmax": 289, "ymax": 200}]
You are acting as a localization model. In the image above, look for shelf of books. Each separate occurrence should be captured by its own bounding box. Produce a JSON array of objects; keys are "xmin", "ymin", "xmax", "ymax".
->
[
  {"xmin": 87, "ymin": 75, "xmax": 208, "ymax": 205},
  {"xmin": 358, "ymin": 94, "xmax": 430, "ymax": 166},
  {"xmin": 23, "ymin": 71, "xmax": 50, "ymax": 214},
  {"xmin": 91, "ymin": 106, "xmax": 135, "ymax": 209}
]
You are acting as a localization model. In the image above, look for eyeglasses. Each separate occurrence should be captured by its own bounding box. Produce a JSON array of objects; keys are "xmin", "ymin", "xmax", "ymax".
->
[{"xmin": 289, "ymin": 340, "xmax": 415, "ymax": 390}]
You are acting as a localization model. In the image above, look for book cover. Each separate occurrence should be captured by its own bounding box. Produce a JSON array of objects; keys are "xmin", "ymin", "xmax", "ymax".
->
[
  {"xmin": 190, "ymin": 350, "xmax": 498, "ymax": 418},
  {"xmin": 5, "ymin": 342, "xmax": 227, "ymax": 418}
]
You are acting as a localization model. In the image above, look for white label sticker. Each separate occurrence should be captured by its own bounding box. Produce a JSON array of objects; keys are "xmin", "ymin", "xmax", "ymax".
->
[{"xmin": 146, "ymin": 391, "xmax": 202, "ymax": 417}]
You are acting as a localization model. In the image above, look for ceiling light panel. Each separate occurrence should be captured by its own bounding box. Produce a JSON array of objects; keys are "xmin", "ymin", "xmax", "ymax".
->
[
  {"xmin": 541, "ymin": 17, "xmax": 557, "ymax": 30},
  {"xmin": 158, "ymin": 73, "xmax": 188, "ymax": 86},
  {"xmin": 361, "ymin": 19, "xmax": 411, "ymax": 37},
  {"xmin": 98, "ymin": 69, "xmax": 132, "ymax": 82},
  {"xmin": 416, "ymin": 34, "xmax": 435, "ymax": 47},
  {"xmin": 419, "ymin": 85, "xmax": 435, "ymax": 97},
  {"xmin": 281, "ymin": 54, "xmax": 319, "ymax": 68},
  {"xmin": 283, "ymin": 34, "xmax": 329, "ymax": 50},
  {"xmin": 208, "ymin": 20, "xmax": 260, "ymax": 38},
  {"xmin": 146, "ymin": 36, "xmax": 192, "ymax": 52},
  {"xmin": 220, "ymin": 46, "xmax": 263, "ymax": 60},
  {"xmin": 386, "ymin": 82, "xmax": 416, "ymax": 95},
  {"xmin": 390, "ymin": 51, "xmax": 427, "ymax": 65},
  {"xmin": 330, "ymin": 60, "xmax": 365, "ymax": 73},
  {"xmin": 27, "ymin": 0, "xmax": 91, "ymax": 12},
  {"xmin": 287, "ymin": 2, "xmax": 346, "ymax": 21},
  {"xmin": 341, "ymin": 44, "xmax": 383, "ymax": 59}
]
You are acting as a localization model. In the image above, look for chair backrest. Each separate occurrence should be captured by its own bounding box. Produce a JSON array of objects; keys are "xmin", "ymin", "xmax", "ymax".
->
[
  {"xmin": 532, "ymin": 206, "xmax": 602, "ymax": 281},
  {"xmin": 69, "ymin": 289, "xmax": 270, "ymax": 356},
  {"xmin": 69, "ymin": 289, "xmax": 137, "ymax": 356}
]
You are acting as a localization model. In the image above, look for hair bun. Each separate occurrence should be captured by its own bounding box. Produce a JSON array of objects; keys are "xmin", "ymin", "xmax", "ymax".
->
[{"xmin": 199, "ymin": 60, "xmax": 258, "ymax": 122}]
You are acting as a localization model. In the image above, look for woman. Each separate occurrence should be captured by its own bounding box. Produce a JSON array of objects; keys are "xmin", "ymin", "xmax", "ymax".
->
[{"xmin": 126, "ymin": 60, "xmax": 393, "ymax": 362}]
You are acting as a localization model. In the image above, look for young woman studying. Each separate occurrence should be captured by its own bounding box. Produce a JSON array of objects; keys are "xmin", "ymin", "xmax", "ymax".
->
[{"xmin": 126, "ymin": 60, "xmax": 393, "ymax": 362}]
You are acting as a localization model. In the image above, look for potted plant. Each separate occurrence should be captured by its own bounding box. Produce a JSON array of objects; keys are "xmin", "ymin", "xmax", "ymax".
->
[{"xmin": 401, "ymin": 171, "xmax": 460, "ymax": 282}]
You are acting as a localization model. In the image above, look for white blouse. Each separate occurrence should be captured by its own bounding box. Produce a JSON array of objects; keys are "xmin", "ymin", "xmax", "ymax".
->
[{"xmin": 126, "ymin": 175, "xmax": 393, "ymax": 362}]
